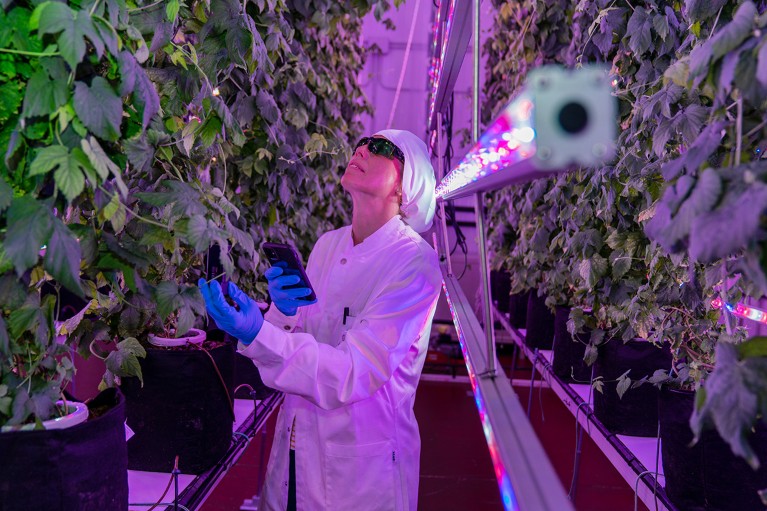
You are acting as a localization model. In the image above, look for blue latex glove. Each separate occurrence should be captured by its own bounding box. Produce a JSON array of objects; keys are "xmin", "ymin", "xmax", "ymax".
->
[
  {"xmin": 199, "ymin": 278, "xmax": 263, "ymax": 345},
  {"xmin": 265, "ymin": 264, "xmax": 317, "ymax": 316}
]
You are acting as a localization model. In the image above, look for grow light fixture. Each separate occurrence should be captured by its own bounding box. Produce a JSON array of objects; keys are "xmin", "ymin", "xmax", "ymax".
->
[
  {"xmin": 711, "ymin": 298, "xmax": 767, "ymax": 324},
  {"xmin": 435, "ymin": 65, "xmax": 618, "ymax": 200},
  {"xmin": 442, "ymin": 282, "xmax": 519, "ymax": 511},
  {"xmin": 427, "ymin": 0, "xmax": 472, "ymax": 130}
]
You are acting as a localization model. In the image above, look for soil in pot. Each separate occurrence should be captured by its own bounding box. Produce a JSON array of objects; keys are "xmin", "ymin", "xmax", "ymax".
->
[
  {"xmin": 593, "ymin": 338, "xmax": 671, "ymax": 436},
  {"xmin": 121, "ymin": 339, "xmax": 235, "ymax": 474},
  {"xmin": 659, "ymin": 386, "xmax": 767, "ymax": 511},
  {"xmin": 552, "ymin": 306, "xmax": 592, "ymax": 383},
  {"xmin": 525, "ymin": 291, "xmax": 555, "ymax": 349},
  {"xmin": 0, "ymin": 388, "xmax": 129, "ymax": 511}
]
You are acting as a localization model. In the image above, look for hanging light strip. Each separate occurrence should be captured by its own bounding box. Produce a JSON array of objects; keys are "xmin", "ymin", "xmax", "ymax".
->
[
  {"xmin": 435, "ymin": 93, "xmax": 536, "ymax": 199},
  {"xmin": 427, "ymin": 0, "xmax": 472, "ymax": 130},
  {"xmin": 711, "ymin": 297, "xmax": 767, "ymax": 324},
  {"xmin": 434, "ymin": 65, "xmax": 618, "ymax": 201},
  {"xmin": 440, "ymin": 274, "xmax": 574, "ymax": 510},
  {"xmin": 427, "ymin": 0, "xmax": 445, "ymax": 127},
  {"xmin": 442, "ymin": 282, "xmax": 519, "ymax": 511}
]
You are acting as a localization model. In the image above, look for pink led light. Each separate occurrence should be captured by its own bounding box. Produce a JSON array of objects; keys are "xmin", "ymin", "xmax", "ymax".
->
[
  {"xmin": 428, "ymin": 0, "xmax": 458, "ymax": 125},
  {"xmin": 435, "ymin": 94, "xmax": 536, "ymax": 199},
  {"xmin": 442, "ymin": 282, "xmax": 519, "ymax": 511},
  {"xmin": 711, "ymin": 298, "xmax": 767, "ymax": 325}
]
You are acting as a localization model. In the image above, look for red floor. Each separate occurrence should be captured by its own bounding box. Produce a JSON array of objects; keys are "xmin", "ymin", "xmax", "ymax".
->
[{"xmin": 200, "ymin": 360, "xmax": 650, "ymax": 510}]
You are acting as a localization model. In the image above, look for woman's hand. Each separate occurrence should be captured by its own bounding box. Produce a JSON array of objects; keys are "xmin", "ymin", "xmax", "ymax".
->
[
  {"xmin": 199, "ymin": 279, "xmax": 264, "ymax": 345},
  {"xmin": 265, "ymin": 265, "xmax": 317, "ymax": 316}
]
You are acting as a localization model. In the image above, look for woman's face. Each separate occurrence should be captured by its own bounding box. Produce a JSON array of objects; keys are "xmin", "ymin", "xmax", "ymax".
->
[{"xmin": 341, "ymin": 136, "xmax": 403, "ymax": 201}]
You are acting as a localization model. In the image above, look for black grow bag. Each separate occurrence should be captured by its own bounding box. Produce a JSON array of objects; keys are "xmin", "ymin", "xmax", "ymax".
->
[
  {"xmin": 593, "ymin": 339, "xmax": 671, "ymax": 436},
  {"xmin": 207, "ymin": 331, "xmax": 275, "ymax": 400},
  {"xmin": 234, "ymin": 351, "xmax": 276, "ymax": 400},
  {"xmin": 552, "ymin": 306, "xmax": 591, "ymax": 383},
  {"xmin": 121, "ymin": 341, "xmax": 235, "ymax": 474},
  {"xmin": 524, "ymin": 292, "xmax": 555, "ymax": 349},
  {"xmin": 659, "ymin": 387, "xmax": 767, "ymax": 511},
  {"xmin": 508, "ymin": 290, "xmax": 530, "ymax": 329},
  {"xmin": 0, "ymin": 388, "xmax": 128, "ymax": 511},
  {"xmin": 490, "ymin": 270, "xmax": 512, "ymax": 312}
]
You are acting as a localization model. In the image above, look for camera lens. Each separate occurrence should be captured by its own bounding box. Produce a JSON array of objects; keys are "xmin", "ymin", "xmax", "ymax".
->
[{"xmin": 558, "ymin": 102, "xmax": 589, "ymax": 134}]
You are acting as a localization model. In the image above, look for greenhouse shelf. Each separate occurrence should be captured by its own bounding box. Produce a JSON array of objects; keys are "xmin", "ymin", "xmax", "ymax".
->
[
  {"xmin": 127, "ymin": 392, "xmax": 283, "ymax": 511},
  {"xmin": 492, "ymin": 306, "xmax": 676, "ymax": 511}
]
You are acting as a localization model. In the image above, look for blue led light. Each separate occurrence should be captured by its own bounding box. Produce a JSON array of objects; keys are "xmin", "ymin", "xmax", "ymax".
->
[{"xmin": 442, "ymin": 282, "xmax": 520, "ymax": 511}]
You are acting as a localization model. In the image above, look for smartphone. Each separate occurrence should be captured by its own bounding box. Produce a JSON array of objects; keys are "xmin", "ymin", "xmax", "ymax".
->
[{"xmin": 262, "ymin": 242, "xmax": 317, "ymax": 301}]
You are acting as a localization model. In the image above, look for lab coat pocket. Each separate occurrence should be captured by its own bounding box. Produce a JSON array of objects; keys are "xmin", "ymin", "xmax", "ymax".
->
[{"xmin": 324, "ymin": 440, "xmax": 397, "ymax": 511}]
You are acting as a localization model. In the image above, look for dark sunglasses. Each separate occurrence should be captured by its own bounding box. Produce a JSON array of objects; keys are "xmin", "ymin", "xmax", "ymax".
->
[{"xmin": 354, "ymin": 137, "xmax": 405, "ymax": 165}]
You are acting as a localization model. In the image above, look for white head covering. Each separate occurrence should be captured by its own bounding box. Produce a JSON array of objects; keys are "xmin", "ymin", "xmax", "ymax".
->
[{"xmin": 374, "ymin": 129, "xmax": 436, "ymax": 233}]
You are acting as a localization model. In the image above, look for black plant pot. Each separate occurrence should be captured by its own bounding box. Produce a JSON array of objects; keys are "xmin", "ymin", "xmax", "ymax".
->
[
  {"xmin": 121, "ymin": 342, "xmax": 236, "ymax": 474},
  {"xmin": 490, "ymin": 270, "xmax": 512, "ymax": 313},
  {"xmin": 593, "ymin": 339, "xmax": 671, "ymax": 436},
  {"xmin": 552, "ymin": 306, "xmax": 591, "ymax": 383},
  {"xmin": 0, "ymin": 388, "xmax": 128, "ymax": 511},
  {"xmin": 659, "ymin": 387, "xmax": 767, "ymax": 511},
  {"xmin": 234, "ymin": 351, "xmax": 276, "ymax": 400},
  {"xmin": 525, "ymin": 291, "xmax": 555, "ymax": 349},
  {"xmin": 207, "ymin": 331, "xmax": 275, "ymax": 400},
  {"xmin": 508, "ymin": 290, "xmax": 530, "ymax": 329}
]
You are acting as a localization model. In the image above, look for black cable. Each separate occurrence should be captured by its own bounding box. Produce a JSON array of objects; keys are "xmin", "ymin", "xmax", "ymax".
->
[
  {"xmin": 456, "ymin": 246, "xmax": 468, "ymax": 280},
  {"xmin": 441, "ymin": 91, "xmax": 469, "ymax": 280}
]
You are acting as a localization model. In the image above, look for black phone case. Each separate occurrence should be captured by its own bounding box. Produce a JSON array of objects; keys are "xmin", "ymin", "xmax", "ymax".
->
[{"xmin": 262, "ymin": 242, "xmax": 317, "ymax": 301}]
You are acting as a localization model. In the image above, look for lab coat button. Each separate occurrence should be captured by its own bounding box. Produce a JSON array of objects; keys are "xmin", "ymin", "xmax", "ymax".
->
[
  {"xmin": 284, "ymin": 325, "xmax": 291, "ymax": 331},
  {"xmin": 340, "ymin": 258, "xmax": 347, "ymax": 264}
]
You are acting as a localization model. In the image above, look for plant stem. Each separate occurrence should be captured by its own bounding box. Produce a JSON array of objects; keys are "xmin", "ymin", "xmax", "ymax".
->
[
  {"xmin": 0, "ymin": 48, "xmax": 59, "ymax": 57},
  {"xmin": 219, "ymin": 145, "xmax": 227, "ymax": 188},
  {"xmin": 208, "ymin": 271, "xmax": 226, "ymax": 282},
  {"xmin": 708, "ymin": 5, "xmax": 724, "ymax": 40},
  {"xmin": 89, "ymin": 340, "xmax": 107, "ymax": 360},
  {"xmin": 171, "ymin": 43, "xmax": 213, "ymax": 90},
  {"xmin": 127, "ymin": 0, "xmax": 163, "ymax": 12},
  {"xmin": 745, "ymin": 118, "xmax": 767, "ymax": 139},
  {"xmin": 735, "ymin": 96, "xmax": 743, "ymax": 167},
  {"xmin": 96, "ymin": 185, "xmax": 172, "ymax": 230},
  {"xmin": 720, "ymin": 263, "xmax": 734, "ymax": 335},
  {"xmin": 165, "ymin": 159, "xmax": 186, "ymax": 182},
  {"xmin": 93, "ymin": 15, "xmax": 120, "ymax": 42}
]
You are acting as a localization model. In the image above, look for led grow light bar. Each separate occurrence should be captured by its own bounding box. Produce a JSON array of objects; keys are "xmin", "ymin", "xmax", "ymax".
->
[
  {"xmin": 427, "ymin": 0, "xmax": 472, "ymax": 130},
  {"xmin": 440, "ymin": 274, "xmax": 574, "ymax": 511},
  {"xmin": 442, "ymin": 282, "xmax": 518, "ymax": 511},
  {"xmin": 435, "ymin": 65, "xmax": 618, "ymax": 201},
  {"xmin": 711, "ymin": 297, "xmax": 767, "ymax": 324}
]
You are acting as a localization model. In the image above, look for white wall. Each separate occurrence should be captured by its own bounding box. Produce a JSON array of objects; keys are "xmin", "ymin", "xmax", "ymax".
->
[{"xmin": 358, "ymin": 0, "xmax": 497, "ymax": 324}]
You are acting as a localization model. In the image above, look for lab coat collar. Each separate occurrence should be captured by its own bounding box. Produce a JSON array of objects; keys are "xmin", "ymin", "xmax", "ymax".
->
[{"xmin": 346, "ymin": 215, "xmax": 405, "ymax": 255}]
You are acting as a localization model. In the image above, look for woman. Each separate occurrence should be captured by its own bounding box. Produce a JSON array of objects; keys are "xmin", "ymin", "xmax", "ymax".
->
[{"xmin": 199, "ymin": 129, "xmax": 442, "ymax": 510}]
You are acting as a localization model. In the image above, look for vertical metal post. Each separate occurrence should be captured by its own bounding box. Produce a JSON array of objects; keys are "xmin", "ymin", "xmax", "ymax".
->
[
  {"xmin": 472, "ymin": 0, "xmax": 495, "ymax": 376},
  {"xmin": 436, "ymin": 113, "xmax": 453, "ymax": 276}
]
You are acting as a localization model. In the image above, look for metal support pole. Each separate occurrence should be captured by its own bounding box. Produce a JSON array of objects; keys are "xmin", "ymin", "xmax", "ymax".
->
[
  {"xmin": 436, "ymin": 113, "xmax": 453, "ymax": 276},
  {"xmin": 472, "ymin": 0, "xmax": 495, "ymax": 377}
]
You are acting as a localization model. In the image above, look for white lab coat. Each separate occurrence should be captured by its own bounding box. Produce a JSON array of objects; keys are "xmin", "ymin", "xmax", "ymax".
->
[{"xmin": 239, "ymin": 215, "xmax": 442, "ymax": 510}]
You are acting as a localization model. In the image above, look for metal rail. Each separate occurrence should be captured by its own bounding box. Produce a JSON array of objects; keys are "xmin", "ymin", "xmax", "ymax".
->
[
  {"xmin": 492, "ymin": 306, "xmax": 676, "ymax": 511},
  {"xmin": 442, "ymin": 273, "xmax": 574, "ymax": 511},
  {"xmin": 166, "ymin": 392, "xmax": 284, "ymax": 511}
]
